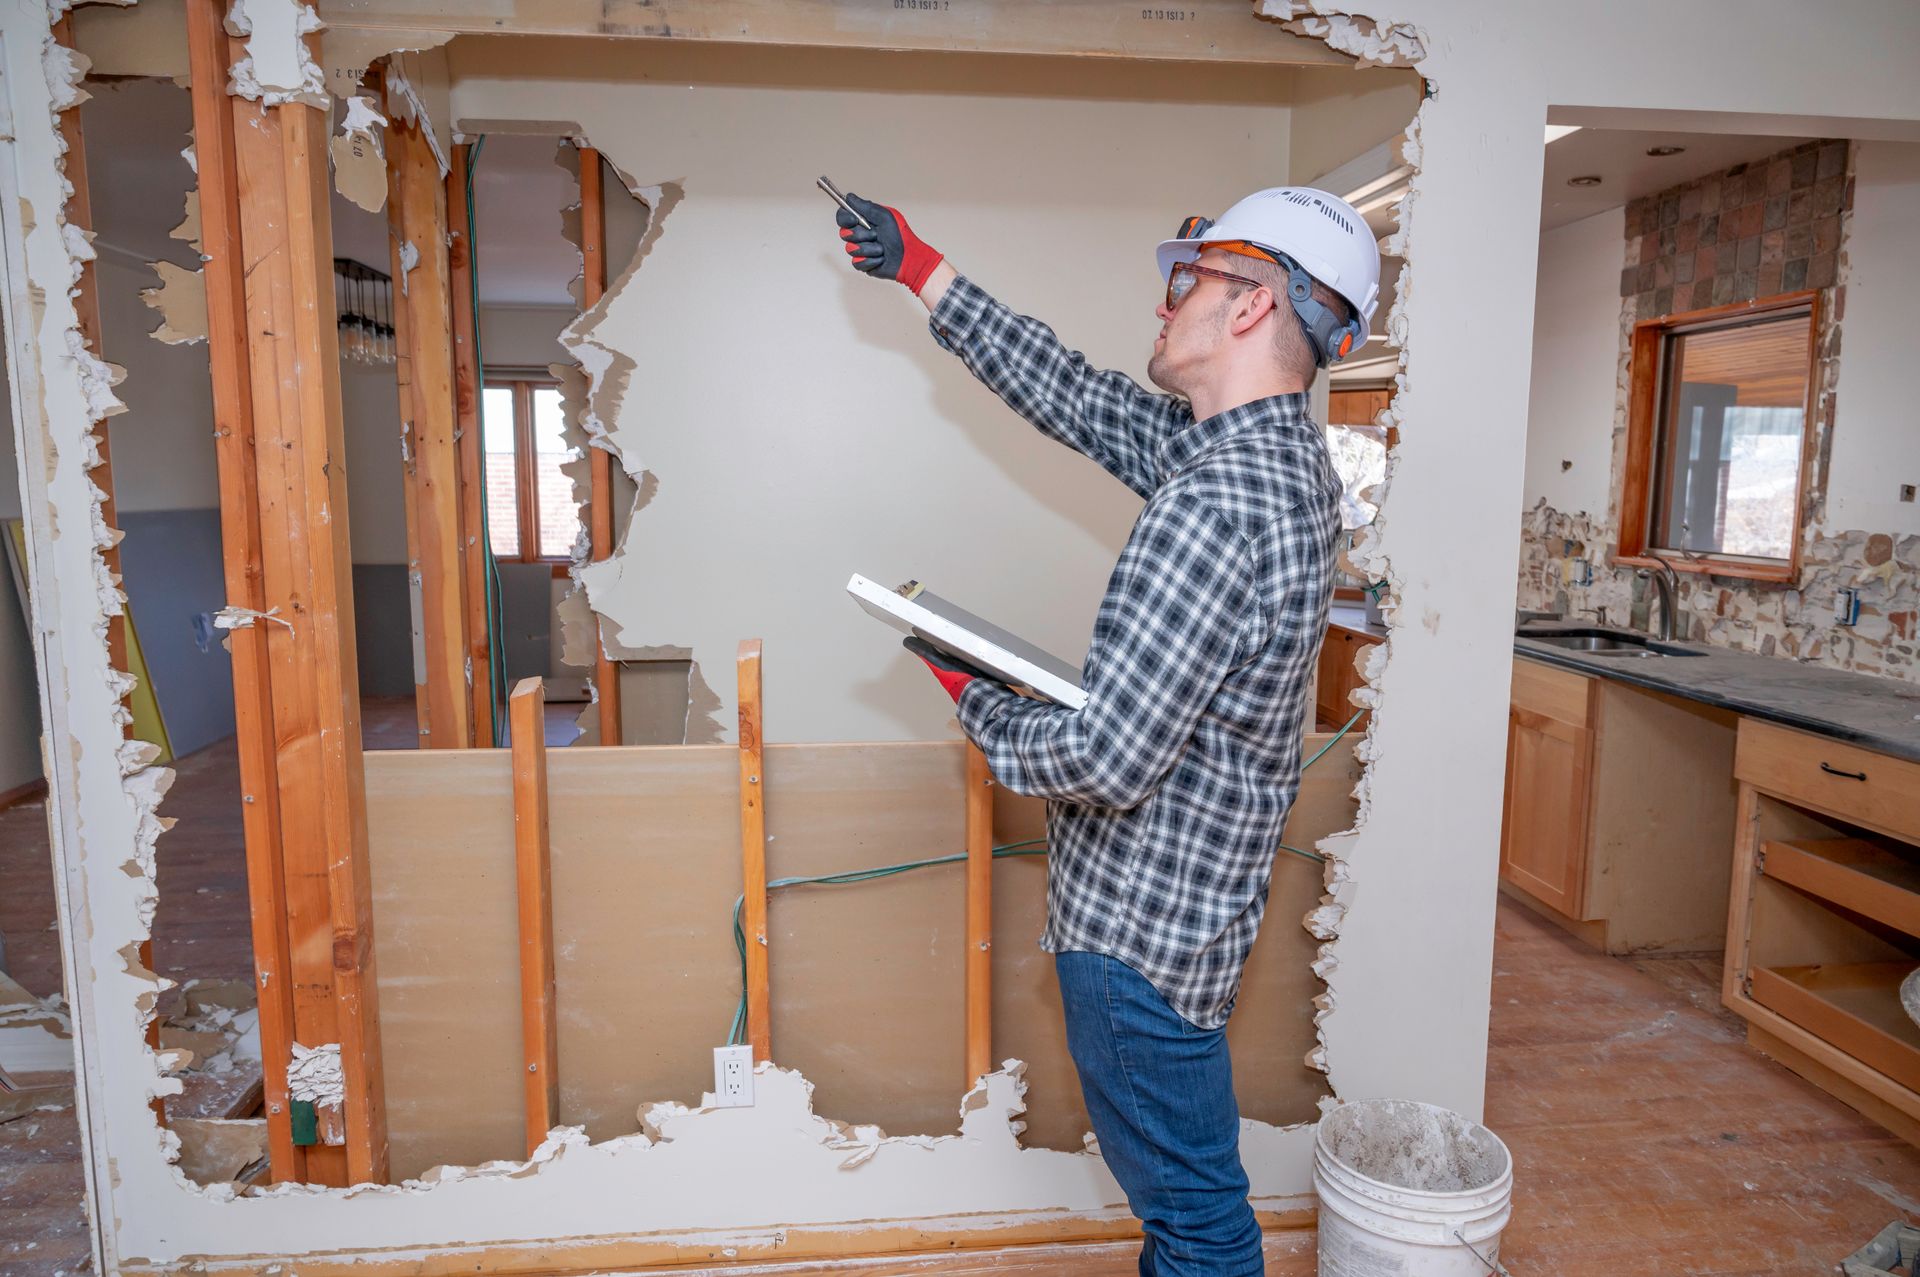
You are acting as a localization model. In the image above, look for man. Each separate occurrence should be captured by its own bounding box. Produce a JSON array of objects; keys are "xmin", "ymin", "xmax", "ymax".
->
[{"xmin": 834, "ymin": 187, "xmax": 1379, "ymax": 1276}]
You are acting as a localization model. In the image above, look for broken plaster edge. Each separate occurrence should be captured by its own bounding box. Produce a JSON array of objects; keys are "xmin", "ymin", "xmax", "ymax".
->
[
  {"xmin": 1294, "ymin": 20, "xmax": 1423, "ymax": 1092},
  {"xmin": 3, "ymin": 6, "xmax": 193, "ymax": 1268},
  {"xmin": 552, "ymin": 150, "xmax": 730, "ymax": 744}
]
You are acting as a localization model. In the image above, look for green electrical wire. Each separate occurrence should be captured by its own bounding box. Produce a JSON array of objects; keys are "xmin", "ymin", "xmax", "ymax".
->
[
  {"xmin": 725, "ymin": 841, "xmax": 1048, "ymax": 1047},
  {"xmin": 720, "ymin": 706, "xmax": 1369, "ymax": 1045},
  {"xmin": 463, "ymin": 136, "xmax": 510, "ymax": 746}
]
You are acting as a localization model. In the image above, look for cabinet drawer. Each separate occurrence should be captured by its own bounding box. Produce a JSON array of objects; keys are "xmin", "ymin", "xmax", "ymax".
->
[
  {"xmin": 1511, "ymin": 658, "xmax": 1591, "ymax": 727},
  {"xmin": 1736, "ymin": 719, "xmax": 1920, "ymax": 840}
]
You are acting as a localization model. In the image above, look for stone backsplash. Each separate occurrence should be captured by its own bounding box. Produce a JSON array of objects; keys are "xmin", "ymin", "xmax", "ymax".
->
[{"xmin": 1517, "ymin": 501, "xmax": 1919, "ymax": 681}]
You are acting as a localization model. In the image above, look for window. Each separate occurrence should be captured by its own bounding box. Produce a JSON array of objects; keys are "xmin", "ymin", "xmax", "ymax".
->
[
  {"xmin": 1324, "ymin": 387, "xmax": 1396, "ymax": 598},
  {"xmin": 482, "ymin": 377, "xmax": 581, "ymax": 561},
  {"xmin": 1618, "ymin": 293, "xmax": 1817, "ymax": 582}
]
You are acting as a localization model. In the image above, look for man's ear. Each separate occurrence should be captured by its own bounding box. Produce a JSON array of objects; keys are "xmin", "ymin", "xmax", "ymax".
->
[{"xmin": 1230, "ymin": 286, "xmax": 1275, "ymax": 337}]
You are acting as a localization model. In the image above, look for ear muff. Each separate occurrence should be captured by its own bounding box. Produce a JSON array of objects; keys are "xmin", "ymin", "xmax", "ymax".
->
[
  {"xmin": 1271, "ymin": 251, "xmax": 1364, "ymax": 368},
  {"xmin": 1176, "ymin": 215, "xmax": 1215, "ymax": 240}
]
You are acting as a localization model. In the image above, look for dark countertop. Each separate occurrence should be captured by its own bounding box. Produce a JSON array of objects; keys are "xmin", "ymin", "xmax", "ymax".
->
[
  {"xmin": 1514, "ymin": 625, "xmax": 1920, "ymax": 763},
  {"xmin": 1328, "ymin": 602, "xmax": 1389, "ymax": 638}
]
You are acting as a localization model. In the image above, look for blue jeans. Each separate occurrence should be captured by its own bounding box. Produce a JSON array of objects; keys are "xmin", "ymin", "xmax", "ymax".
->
[{"xmin": 1055, "ymin": 951, "xmax": 1262, "ymax": 1277}]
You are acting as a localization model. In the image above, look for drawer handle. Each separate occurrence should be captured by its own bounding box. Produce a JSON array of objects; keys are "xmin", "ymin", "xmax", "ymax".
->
[{"xmin": 1819, "ymin": 761, "xmax": 1868, "ymax": 782}]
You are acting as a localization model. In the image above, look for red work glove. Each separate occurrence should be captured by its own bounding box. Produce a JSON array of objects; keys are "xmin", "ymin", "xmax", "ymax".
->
[
  {"xmin": 837, "ymin": 194, "xmax": 944, "ymax": 296},
  {"xmin": 903, "ymin": 636, "xmax": 988, "ymax": 705}
]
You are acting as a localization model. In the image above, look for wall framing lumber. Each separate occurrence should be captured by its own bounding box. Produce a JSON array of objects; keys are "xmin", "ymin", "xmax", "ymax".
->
[
  {"xmin": 964, "ymin": 743, "xmax": 993, "ymax": 1087},
  {"xmin": 189, "ymin": 0, "xmax": 388, "ymax": 1185},
  {"xmin": 312, "ymin": 0, "xmax": 1354, "ymax": 66},
  {"xmin": 448, "ymin": 141, "xmax": 495, "ymax": 745},
  {"xmin": 737, "ymin": 639, "xmax": 772, "ymax": 1061},
  {"xmin": 510, "ymin": 678, "xmax": 559, "ymax": 1156},
  {"xmin": 578, "ymin": 144, "xmax": 620, "ymax": 745},
  {"xmin": 183, "ymin": 0, "xmax": 303, "ymax": 1183},
  {"xmin": 385, "ymin": 87, "xmax": 474, "ymax": 749}
]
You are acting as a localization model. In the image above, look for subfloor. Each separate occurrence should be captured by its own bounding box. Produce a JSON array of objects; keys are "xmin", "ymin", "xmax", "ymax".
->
[{"xmin": 4, "ymin": 712, "xmax": 1918, "ymax": 1274}]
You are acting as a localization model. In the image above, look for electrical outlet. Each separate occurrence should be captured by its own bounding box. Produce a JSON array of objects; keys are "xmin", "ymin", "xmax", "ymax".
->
[
  {"xmin": 712, "ymin": 1044, "xmax": 754, "ymax": 1108},
  {"xmin": 1835, "ymin": 587, "xmax": 1861, "ymax": 627}
]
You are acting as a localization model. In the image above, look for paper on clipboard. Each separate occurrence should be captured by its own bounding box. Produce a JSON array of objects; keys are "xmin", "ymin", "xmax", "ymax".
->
[{"xmin": 847, "ymin": 573, "xmax": 1088, "ymax": 710}]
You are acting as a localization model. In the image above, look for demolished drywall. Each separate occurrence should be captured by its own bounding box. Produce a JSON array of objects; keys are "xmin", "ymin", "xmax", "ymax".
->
[
  {"xmin": 2, "ymin": 10, "xmax": 186, "ymax": 1269},
  {"xmin": 1256, "ymin": 0, "xmax": 1427, "ymax": 68},
  {"xmin": 18, "ymin": 0, "xmax": 1920, "ymax": 1271},
  {"xmin": 329, "ymin": 93, "xmax": 386, "ymax": 213},
  {"xmin": 225, "ymin": 0, "xmax": 327, "ymax": 108},
  {"xmin": 138, "ymin": 259, "xmax": 207, "ymax": 344}
]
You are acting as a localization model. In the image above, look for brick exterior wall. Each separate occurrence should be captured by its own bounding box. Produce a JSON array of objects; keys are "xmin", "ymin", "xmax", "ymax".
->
[{"xmin": 1620, "ymin": 138, "xmax": 1851, "ymax": 319}]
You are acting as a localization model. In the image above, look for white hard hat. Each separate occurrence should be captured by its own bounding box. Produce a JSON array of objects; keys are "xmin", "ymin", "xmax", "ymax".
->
[{"xmin": 1156, "ymin": 187, "xmax": 1381, "ymax": 365}]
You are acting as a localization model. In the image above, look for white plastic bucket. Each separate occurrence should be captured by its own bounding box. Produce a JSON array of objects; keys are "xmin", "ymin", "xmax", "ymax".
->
[{"xmin": 1313, "ymin": 1098, "xmax": 1514, "ymax": 1277}]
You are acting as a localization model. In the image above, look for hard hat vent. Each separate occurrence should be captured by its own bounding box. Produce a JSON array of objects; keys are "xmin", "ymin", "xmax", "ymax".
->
[{"xmin": 1282, "ymin": 189, "xmax": 1355, "ymax": 235}]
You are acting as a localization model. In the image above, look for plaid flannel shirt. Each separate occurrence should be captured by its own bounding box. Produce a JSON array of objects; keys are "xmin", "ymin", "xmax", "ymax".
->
[{"xmin": 930, "ymin": 275, "xmax": 1341, "ymax": 1030}]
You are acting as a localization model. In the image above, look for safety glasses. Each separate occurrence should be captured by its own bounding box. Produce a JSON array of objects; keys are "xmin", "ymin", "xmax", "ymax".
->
[{"xmin": 1165, "ymin": 260, "xmax": 1262, "ymax": 311}]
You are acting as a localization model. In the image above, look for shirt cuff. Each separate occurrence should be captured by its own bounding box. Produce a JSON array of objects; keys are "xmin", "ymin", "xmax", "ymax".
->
[
  {"xmin": 956, "ymin": 677, "xmax": 1018, "ymax": 742},
  {"xmin": 927, "ymin": 274, "xmax": 995, "ymax": 355}
]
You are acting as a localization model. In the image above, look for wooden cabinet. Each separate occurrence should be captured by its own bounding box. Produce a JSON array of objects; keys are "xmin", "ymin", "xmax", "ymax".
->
[
  {"xmin": 1723, "ymin": 719, "xmax": 1920, "ymax": 1145},
  {"xmin": 1499, "ymin": 662, "xmax": 1596, "ymax": 917},
  {"xmin": 1499, "ymin": 657, "xmax": 1739, "ymax": 954},
  {"xmin": 1316, "ymin": 621, "xmax": 1383, "ymax": 733}
]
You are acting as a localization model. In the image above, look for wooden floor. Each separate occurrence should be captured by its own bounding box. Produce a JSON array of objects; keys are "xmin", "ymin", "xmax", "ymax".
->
[{"xmin": 4, "ymin": 708, "xmax": 1918, "ymax": 1274}]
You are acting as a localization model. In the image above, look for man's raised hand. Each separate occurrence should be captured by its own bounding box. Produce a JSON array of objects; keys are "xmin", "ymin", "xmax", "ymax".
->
[{"xmin": 836, "ymin": 194, "xmax": 944, "ymax": 296}]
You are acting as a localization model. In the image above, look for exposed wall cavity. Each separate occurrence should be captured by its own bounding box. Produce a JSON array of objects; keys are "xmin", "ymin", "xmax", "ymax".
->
[{"xmin": 548, "ymin": 138, "xmax": 717, "ymax": 744}]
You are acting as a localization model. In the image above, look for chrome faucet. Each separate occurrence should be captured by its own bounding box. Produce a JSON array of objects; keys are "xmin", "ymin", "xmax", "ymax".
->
[{"xmin": 1638, "ymin": 556, "xmax": 1683, "ymax": 641}]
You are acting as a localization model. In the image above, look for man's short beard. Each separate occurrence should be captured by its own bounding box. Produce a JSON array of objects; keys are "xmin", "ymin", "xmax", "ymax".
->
[
  {"xmin": 1146, "ymin": 348, "xmax": 1182, "ymax": 395},
  {"xmin": 1147, "ymin": 297, "xmax": 1230, "ymax": 397}
]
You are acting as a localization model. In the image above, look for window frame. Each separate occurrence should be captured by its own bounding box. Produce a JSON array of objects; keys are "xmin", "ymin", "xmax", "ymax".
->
[
  {"xmin": 482, "ymin": 373, "xmax": 572, "ymax": 566},
  {"xmin": 1614, "ymin": 289, "xmax": 1822, "ymax": 585}
]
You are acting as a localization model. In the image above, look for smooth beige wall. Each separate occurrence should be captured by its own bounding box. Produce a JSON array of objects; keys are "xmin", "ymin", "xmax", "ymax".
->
[
  {"xmin": 449, "ymin": 38, "xmax": 1296, "ymax": 743},
  {"xmin": 1287, "ymin": 64, "xmax": 1423, "ymax": 185}
]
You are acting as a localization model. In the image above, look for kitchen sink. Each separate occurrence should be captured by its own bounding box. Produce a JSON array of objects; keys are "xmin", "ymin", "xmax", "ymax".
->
[{"xmin": 1521, "ymin": 628, "xmax": 1705, "ymax": 658}]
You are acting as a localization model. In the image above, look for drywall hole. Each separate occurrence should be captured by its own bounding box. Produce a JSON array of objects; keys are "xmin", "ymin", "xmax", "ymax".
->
[{"xmin": 1900, "ymin": 483, "xmax": 1915, "ymax": 503}]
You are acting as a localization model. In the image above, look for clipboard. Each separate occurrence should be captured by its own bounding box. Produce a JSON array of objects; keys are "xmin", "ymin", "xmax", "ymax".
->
[{"xmin": 847, "ymin": 573, "xmax": 1088, "ymax": 710}]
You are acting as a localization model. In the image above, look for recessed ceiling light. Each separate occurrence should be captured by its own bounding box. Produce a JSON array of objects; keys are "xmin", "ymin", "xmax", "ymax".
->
[
  {"xmin": 1567, "ymin": 174, "xmax": 1603, "ymax": 187},
  {"xmin": 1646, "ymin": 145, "xmax": 1687, "ymax": 157}
]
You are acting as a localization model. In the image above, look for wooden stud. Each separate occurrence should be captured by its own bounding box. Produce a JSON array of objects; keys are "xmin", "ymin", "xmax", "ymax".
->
[
  {"xmin": 737, "ymin": 640, "xmax": 770, "ymax": 1061},
  {"xmin": 510, "ymin": 678, "xmax": 558, "ymax": 1156},
  {"xmin": 384, "ymin": 89, "xmax": 472, "ymax": 749},
  {"xmin": 183, "ymin": 0, "xmax": 302, "ymax": 1183},
  {"xmin": 191, "ymin": 0, "xmax": 388, "ymax": 1184},
  {"xmin": 447, "ymin": 142, "xmax": 494, "ymax": 746},
  {"xmin": 964, "ymin": 743, "xmax": 993, "ymax": 1086},
  {"xmin": 578, "ymin": 145, "xmax": 621, "ymax": 745}
]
